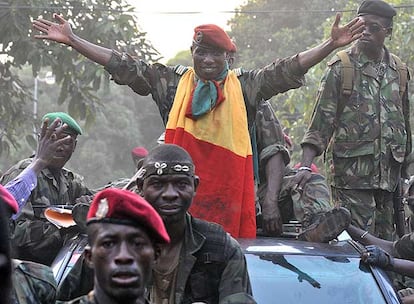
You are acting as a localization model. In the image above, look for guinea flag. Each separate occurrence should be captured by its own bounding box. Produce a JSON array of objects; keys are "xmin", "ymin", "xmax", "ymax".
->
[{"xmin": 165, "ymin": 68, "xmax": 256, "ymax": 238}]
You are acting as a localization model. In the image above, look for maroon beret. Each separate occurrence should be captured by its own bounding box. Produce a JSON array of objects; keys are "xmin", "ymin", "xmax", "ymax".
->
[
  {"xmin": 87, "ymin": 188, "xmax": 169, "ymax": 244},
  {"xmin": 193, "ymin": 24, "xmax": 237, "ymax": 52},
  {"xmin": 0, "ymin": 185, "xmax": 18, "ymax": 214},
  {"xmin": 131, "ymin": 146, "xmax": 148, "ymax": 158}
]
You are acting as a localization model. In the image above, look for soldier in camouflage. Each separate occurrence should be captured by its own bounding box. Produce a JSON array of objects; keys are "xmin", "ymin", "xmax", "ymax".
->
[
  {"xmin": 11, "ymin": 259, "xmax": 57, "ymax": 304},
  {"xmin": 292, "ymin": 0, "xmax": 411, "ymax": 240},
  {"xmin": 255, "ymin": 99, "xmax": 351, "ymax": 242},
  {"xmin": 0, "ymin": 112, "xmax": 93, "ymax": 265},
  {"xmin": 32, "ymin": 12, "xmax": 363, "ymax": 238}
]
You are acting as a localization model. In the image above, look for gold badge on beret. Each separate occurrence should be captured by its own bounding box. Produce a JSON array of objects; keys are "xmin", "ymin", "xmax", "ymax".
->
[
  {"xmin": 96, "ymin": 198, "xmax": 109, "ymax": 219},
  {"xmin": 195, "ymin": 31, "xmax": 203, "ymax": 43}
]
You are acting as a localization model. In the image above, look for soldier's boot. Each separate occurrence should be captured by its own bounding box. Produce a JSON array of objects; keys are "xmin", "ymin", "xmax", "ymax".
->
[{"xmin": 298, "ymin": 207, "xmax": 351, "ymax": 243}]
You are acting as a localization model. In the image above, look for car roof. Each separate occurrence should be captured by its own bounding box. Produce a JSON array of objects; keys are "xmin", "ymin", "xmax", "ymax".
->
[{"xmin": 238, "ymin": 234, "xmax": 361, "ymax": 258}]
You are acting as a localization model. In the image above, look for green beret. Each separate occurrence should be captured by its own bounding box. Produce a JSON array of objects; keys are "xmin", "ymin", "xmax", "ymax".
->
[
  {"xmin": 357, "ymin": 0, "xmax": 396, "ymax": 19},
  {"xmin": 42, "ymin": 112, "xmax": 82, "ymax": 135}
]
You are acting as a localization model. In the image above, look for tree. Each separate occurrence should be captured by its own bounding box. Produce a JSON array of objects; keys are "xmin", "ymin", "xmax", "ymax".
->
[{"xmin": 0, "ymin": 0, "xmax": 161, "ymax": 155}]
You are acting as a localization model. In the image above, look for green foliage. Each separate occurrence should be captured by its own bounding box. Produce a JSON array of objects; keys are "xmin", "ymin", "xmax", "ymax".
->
[
  {"xmin": 0, "ymin": 0, "xmax": 161, "ymax": 155},
  {"xmin": 167, "ymin": 50, "xmax": 192, "ymax": 66}
]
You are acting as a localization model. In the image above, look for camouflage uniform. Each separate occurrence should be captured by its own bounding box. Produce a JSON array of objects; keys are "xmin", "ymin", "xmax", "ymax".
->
[
  {"xmin": 11, "ymin": 259, "xmax": 57, "ymax": 304},
  {"xmin": 0, "ymin": 158, "xmax": 92, "ymax": 265},
  {"xmin": 302, "ymin": 46, "xmax": 412, "ymax": 240},
  {"xmin": 255, "ymin": 99, "xmax": 333, "ymax": 228},
  {"xmin": 146, "ymin": 213, "xmax": 255, "ymax": 304}
]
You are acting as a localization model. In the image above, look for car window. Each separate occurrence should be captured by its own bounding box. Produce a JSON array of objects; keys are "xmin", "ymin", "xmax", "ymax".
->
[{"xmin": 246, "ymin": 253, "xmax": 388, "ymax": 303}]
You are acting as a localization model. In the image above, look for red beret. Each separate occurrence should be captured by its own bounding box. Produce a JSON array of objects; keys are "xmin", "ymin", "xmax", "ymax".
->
[
  {"xmin": 0, "ymin": 185, "xmax": 18, "ymax": 214},
  {"xmin": 87, "ymin": 188, "xmax": 169, "ymax": 244},
  {"xmin": 131, "ymin": 146, "xmax": 148, "ymax": 158},
  {"xmin": 193, "ymin": 24, "xmax": 237, "ymax": 52}
]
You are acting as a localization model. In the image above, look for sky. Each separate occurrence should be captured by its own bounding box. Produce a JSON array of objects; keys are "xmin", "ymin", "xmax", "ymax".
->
[{"xmin": 131, "ymin": 0, "xmax": 247, "ymax": 63}]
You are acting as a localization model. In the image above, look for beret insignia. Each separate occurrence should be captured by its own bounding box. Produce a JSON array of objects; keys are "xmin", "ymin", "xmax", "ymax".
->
[
  {"xmin": 195, "ymin": 31, "xmax": 203, "ymax": 43},
  {"xmin": 96, "ymin": 198, "xmax": 109, "ymax": 219}
]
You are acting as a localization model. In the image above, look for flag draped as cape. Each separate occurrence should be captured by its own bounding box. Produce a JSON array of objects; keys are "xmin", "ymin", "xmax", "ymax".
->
[{"xmin": 165, "ymin": 68, "xmax": 256, "ymax": 238}]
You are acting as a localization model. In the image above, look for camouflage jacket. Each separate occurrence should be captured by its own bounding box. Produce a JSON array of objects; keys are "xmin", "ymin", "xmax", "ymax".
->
[
  {"xmin": 0, "ymin": 158, "xmax": 92, "ymax": 265},
  {"xmin": 302, "ymin": 46, "xmax": 411, "ymax": 191},
  {"xmin": 104, "ymin": 51, "xmax": 306, "ymax": 129},
  {"xmin": 11, "ymin": 259, "xmax": 57, "ymax": 304},
  {"xmin": 147, "ymin": 213, "xmax": 255, "ymax": 304}
]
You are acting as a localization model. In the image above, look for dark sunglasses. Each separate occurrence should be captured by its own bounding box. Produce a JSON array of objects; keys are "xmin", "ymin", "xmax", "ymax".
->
[{"xmin": 365, "ymin": 23, "xmax": 388, "ymax": 33}]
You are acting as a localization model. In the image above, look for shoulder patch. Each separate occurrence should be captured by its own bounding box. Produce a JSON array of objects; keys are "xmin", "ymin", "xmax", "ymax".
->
[
  {"xmin": 232, "ymin": 67, "xmax": 243, "ymax": 77},
  {"xmin": 174, "ymin": 65, "xmax": 189, "ymax": 76}
]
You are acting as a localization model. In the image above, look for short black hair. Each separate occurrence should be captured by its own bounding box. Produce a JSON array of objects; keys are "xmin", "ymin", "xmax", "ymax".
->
[{"xmin": 143, "ymin": 144, "xmax": 193, "ymax": 166}]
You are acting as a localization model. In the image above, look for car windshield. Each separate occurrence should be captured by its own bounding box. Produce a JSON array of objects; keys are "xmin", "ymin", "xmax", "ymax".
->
[{"xmin": 247, "ymin": 253, "xmax": 388, "ymax": 303}]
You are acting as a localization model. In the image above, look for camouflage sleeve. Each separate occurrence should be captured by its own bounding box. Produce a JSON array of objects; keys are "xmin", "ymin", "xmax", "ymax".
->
[
  {"xmin": 104, "ymin": 51, "xmax": 152, "ymax": 96},
  {"xmin": 301, "ymin": 62, "xmax": 341, "ymax": 156},
  {"xmin": 0, "ymin": 159, "xmax": 32, "ymax": 185},
  {"xmin": 104, "ymin": 51, "xmax": 180, "ymax": 125},
  {"xmin": 13, "ymin": 259, "xmax": 57, "ymax": 304},
  {"xmin": 255, "ymin": 100, "xmax": 290, "ymax": 168},
  {"xmin": 219, "ymin": 236, "xmax": 254, "ymax": 302},
  {"xmin": 393, "ymin": 233, "xmax": 414, "ymax": 260},
  {"xmin": 238, "ymin": 54, "xmax": 306, "ymax": 111}
]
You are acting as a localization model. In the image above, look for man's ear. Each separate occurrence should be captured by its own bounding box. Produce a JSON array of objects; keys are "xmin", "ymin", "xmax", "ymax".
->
[
  {"xmin": 72, "ymin": 138, "xmax": 78, "ymax": 152},
  {"xmin": 84, "ymin": 246, "xmax": 94, "ymax": 269},
  {"xmin": 386, "ymin": 27, "xmax": 393, "ymax": 38},
  {"xmin": 193, "ymin": 175, "xmax": 200, "ymax": 192}
]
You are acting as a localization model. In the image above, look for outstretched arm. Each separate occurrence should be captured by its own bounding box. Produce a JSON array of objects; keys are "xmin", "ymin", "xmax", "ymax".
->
[
  {"xmin": 298, "ymin": 13, "xmax": 364, "ymax": 71},
  {"xmin": 32, "ymin": 13, "xmax": 113, "ymax": 66}
]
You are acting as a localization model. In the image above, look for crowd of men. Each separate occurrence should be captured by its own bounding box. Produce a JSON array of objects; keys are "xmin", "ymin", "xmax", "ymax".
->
[{"xmin": 1, "ymin": 0, "xmax": 413, "ymax": 303}]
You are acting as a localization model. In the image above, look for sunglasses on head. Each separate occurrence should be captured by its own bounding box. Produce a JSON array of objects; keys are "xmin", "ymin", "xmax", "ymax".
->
[{"xmin": 365, "ymin": 23, "xmax": 388, "ymax": 33}]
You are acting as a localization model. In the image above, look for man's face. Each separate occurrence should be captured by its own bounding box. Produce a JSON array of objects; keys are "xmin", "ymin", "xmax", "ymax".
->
[
  {"xmin": 86, "ymin": 223, "xmax": 155, "ymax": 302},
  {"xmin": 142, "ymin": 174, "xmax": 196, "ymax": 224},
  {"xmin": 192, "ymin": 45, "xmax": 227, "ymax": 80},
  {"xmin": 357, "ymin": 15, "xmax": 390, "ymax": 53},
  {"xmin": 47, "ymin": 132, "xmax": 77, "ymax": 170}
]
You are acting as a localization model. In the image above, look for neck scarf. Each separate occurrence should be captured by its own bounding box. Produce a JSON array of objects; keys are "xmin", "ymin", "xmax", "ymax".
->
[{"xmin": 186, "ymin": 62, "xmax": 229, "ymax": 119}]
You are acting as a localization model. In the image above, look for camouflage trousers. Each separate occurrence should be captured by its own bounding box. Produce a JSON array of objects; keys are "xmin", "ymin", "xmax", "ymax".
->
[
  {"xmin": 257, "ymin": 173, "xmax": 333, "ymax": 228},
  {"xmin": 331, "ymin": 188, "xmax": 395, "ymax": 240}
]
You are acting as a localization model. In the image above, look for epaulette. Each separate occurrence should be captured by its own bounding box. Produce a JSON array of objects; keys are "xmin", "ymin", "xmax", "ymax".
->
[
  {"xmin": 174, "ymin": 65, "xmax": 189, "ymax": 76},
  {"xmin": 232, "ymin": 67, "xmax": 243, "ymax": 77}
]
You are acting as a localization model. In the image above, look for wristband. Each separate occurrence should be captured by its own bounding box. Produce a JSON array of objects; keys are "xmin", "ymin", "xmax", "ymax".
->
[{"xmin": 298, "ymin": 166, "xmax": 312, "ymax": 172}]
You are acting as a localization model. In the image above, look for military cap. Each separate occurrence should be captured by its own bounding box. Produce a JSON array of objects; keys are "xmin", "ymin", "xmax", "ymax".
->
[
  {"xmin": 87, "ymin": 188, "xmax": 170, "ymax": 244},
  {"xmin": 193, "ymin": 24, "xmax": 237, "ymax": 52},
  {"xmin": 42, "ymin": 112, "xmax": 82, "ymax": 135},
  {"xmin": 357, "ymin": 0, "xmax": 396, "ymax": 19},
  {"xmin": 0, "ymin": 185, "xmax": 18, "ymax": 214}
]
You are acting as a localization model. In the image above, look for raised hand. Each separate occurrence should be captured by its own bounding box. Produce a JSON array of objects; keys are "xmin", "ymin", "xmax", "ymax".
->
[
  {"xmin": 32, "ymin": 13, "xmax": 74, "ymax": 46},
  {"xmin": 34, "ymin": 118, "xmax": 71, "ymax": 169},
  {"xmin": 331, "ymin": 13, "xmax": 365, "ymax": 48}
]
